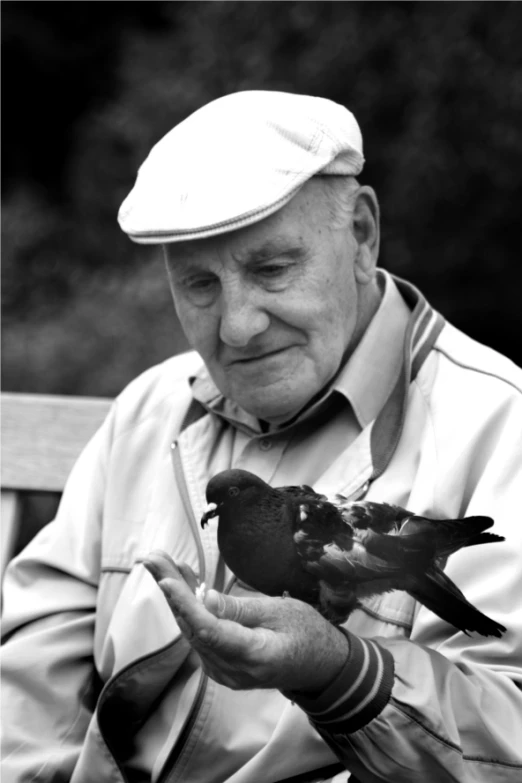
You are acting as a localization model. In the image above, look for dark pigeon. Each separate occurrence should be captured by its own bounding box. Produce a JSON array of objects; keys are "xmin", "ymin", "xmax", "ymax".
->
[{"xmin": 201, "ymin": 469, "xmax": 506, "ymax": 637}]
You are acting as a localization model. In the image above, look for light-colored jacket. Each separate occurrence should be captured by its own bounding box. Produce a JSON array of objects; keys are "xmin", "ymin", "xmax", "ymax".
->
[{"xmin": 2, "ymin": 278, "xmax": 522, "ymax": 783}]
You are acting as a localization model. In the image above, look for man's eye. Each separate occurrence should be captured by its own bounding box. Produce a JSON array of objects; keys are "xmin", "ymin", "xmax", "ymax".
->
[
  {"xmin": 179, "ymin": 276, "xmax": 219, "ymax": 305},
  {"xmin": 255, "ymin": 262, "xmax": 296, "ymax": 289},
  {"xmin": 258, "ymin": 264, "xmax": 289, "ymax": 278},
  {"xmin": 185, "ymin": 276, "xmax": 215, "ymax": 290}
]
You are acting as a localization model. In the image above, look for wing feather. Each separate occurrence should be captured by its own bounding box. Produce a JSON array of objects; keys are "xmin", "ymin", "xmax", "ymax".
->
[{"xmin": 302, "ymin": 541, "xmax": 403, "ymax": 586}]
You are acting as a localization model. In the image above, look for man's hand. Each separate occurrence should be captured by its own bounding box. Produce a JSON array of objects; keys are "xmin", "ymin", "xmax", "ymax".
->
[{"xmin": 142, "ymin": 550, "xmax": 350, "ymax": 694}]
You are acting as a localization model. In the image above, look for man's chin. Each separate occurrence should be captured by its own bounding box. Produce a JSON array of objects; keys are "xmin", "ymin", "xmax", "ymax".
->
[
  {"xmin": 233, "ymin": 393, "xmax": 302, "ymax": 426},
  {"xmin": 213, "ymin": 362, "xmax": 318, "ymax": 424}
]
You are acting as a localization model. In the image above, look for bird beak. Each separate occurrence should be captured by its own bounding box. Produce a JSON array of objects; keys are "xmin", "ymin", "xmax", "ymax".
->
[{"xmin": 201, "ymin": 502, "xmax": 219, "ymax": 528}]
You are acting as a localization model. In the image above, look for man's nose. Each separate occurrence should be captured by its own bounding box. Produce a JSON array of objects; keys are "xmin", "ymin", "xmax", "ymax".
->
[{"xmin": 218, "ymin": 283, "xmax": 270, "ymax": 348}]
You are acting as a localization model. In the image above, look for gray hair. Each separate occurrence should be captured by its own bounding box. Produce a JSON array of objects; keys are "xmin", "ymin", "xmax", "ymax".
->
[{"xmin": 317, "ymin": 175, "xmax": 360, "ymax": 230}]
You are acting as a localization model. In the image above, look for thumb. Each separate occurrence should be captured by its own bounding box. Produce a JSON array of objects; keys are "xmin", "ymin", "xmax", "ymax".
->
[{"xmin": 204, "ymin": 589, "xmax": 267, "ymax": 628}]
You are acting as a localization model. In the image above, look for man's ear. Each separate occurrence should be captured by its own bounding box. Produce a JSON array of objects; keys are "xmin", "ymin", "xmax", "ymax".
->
[{"xmin": 352, "ymin": 186, "xmax": 380, "ymax": 284}]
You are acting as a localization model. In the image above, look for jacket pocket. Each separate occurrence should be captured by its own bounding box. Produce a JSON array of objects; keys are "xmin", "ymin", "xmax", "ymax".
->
[{"xmin": 95, "ymin": 561, "xmax": 183, "ymax": 680}]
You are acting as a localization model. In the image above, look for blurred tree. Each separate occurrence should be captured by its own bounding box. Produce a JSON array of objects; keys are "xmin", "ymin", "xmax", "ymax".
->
[
  {"xmin": 2, "ymin": 1, "xmax": 522, "ymax": 398},
  {"xmin": 1, "ymin": 0, "xmax": 167, "ymax": 197}
]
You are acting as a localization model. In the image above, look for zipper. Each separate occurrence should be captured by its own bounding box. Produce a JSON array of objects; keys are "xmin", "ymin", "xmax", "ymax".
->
[
  {"xmin": 156, "ymin": 439, "xmax": 212, "ymax": 782},
  {"xmin": 171, "ymin": 439, "xmax": 207, "ymax": 583},
  {"xmin": 157, "ymin": 670, "xmax": 208, "ymax": 783},
  {"xmin": 96, "ymin": 637, "xmax": 188, "ymax": 783},
  {"xmin": 158, "ymin": 576, "xmax": 237, "ymax": 782},
  {"xmin": 98, "ymin": 439, "xmax": 231, "ymax": 780},
  {"xmin": 95, "ymin": 439, "xmax": 209, "ymax": 780}
]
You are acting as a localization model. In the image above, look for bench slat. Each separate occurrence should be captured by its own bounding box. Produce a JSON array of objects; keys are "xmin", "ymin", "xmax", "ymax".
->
[{"xmin": 1, "ymin": 393, "xmax": 112, "ymax": 492}]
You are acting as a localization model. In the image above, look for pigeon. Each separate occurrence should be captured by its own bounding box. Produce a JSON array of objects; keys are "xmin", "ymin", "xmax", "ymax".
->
[{"xmin": 200, "ymin": 468, "xmax": 506, "ymax": 637}]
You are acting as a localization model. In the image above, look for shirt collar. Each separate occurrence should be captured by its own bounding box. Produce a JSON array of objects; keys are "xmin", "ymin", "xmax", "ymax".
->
[
  {"xmin": 189, "ymin": 269, "xmax": 411, "ymax": 435},
  {"xmin": 332, "ymin": 269, "xmax": 411, "ymax": 428}
]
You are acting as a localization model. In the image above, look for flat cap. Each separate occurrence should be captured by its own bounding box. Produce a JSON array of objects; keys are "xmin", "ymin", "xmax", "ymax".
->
[{"xmin": 118, "ymin": 90, "xmax": 364, "ymax": 244}]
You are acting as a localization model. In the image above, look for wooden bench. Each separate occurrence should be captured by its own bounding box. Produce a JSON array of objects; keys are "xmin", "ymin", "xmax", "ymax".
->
[{"xmin": 1, "ymin": 392, "xmax": 112, "ymax": 579}]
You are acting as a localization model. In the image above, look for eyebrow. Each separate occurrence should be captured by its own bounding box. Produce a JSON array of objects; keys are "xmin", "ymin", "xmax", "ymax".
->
[
  {"xmin": 241, "ymin": 239, "xmax": 304, "ymax": 265},
  {"xmin": 166, "ymin": 238, "xmax": 304, "ymax": 275}
]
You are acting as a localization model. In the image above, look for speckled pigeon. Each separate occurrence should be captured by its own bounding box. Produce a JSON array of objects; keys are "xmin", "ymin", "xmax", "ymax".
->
[{"xmin": 201, "ymin": 469, "xmax": 506, "ymax": 637}]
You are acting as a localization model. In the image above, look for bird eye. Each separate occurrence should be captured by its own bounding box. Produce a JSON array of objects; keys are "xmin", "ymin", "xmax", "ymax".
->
[{"xmin": 228, "ymin": 486, "xmax": 240, "ymax": 497}]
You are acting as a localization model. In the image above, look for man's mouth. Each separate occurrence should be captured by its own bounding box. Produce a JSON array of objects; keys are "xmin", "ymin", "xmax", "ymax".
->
[{"xmin": 231, "ymin": 347, "xmax": 291, "ymax": 365}]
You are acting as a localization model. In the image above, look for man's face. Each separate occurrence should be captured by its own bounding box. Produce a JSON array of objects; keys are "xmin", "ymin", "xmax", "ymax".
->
[{"xmin": 164, "ymin": 179, "xmax": 377, "ymax": 424}]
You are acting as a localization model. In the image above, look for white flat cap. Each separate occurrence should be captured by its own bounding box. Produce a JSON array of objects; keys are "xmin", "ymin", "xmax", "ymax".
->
[{"xmin": 118, "ymin": 90, "xmax": 364, "ymax": 244}]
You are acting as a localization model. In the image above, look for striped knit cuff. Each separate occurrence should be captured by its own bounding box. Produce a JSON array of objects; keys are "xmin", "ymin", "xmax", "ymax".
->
[{"xmin": 287, "ymin": 630, "xmax": 394, "ymax": 735}]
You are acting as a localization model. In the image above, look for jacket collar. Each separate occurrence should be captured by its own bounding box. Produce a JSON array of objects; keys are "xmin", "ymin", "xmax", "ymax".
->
[
  {"xmin": 331, "ymin": 269, "xmax": 410, "ymax": 429},
  {"xmin": 186, "ymin": 270, "xmax": 445, "ymax": 480},
  {"xmin": 368, "ymin": 273, "xmax": 445, "ymax": 480}
]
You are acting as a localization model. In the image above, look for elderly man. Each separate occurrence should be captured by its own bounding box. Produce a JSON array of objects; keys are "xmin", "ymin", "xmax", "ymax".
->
[{"xmin": 2, "ymin": 92, "xmax": 522, "ymax": 783}]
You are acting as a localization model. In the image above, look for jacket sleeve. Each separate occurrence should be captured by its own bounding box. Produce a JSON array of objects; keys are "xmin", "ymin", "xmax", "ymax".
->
[
  {"xmin": 0, "ymin": 406, "xmax": 115, "ymax": 783},
  {"xmin": 291, "ymin": 399, "xmax": 522, "ymax": 782}
]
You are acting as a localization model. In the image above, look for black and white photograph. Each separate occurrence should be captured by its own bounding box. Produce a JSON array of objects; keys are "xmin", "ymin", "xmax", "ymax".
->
[{"xmin": 2, "ymin": 3, "xmax": 522, "ymax": 782}]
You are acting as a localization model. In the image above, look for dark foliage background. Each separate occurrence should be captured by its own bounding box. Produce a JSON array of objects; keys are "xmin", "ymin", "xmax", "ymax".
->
[{"xmin": 3, "ymin": 0, "xmax": 522, "ymax": 400}]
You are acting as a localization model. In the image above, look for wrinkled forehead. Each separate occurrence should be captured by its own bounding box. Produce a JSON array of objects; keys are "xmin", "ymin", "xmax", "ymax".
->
[{"xmin": 163, "ymin": 178, "xmax": 332, "ymax": 269}]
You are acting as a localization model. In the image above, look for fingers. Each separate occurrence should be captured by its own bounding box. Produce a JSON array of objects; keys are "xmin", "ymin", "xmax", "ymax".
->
[
  {"xmin": 158, "ymin": 572, "xmax": 216, "ymax": 641},
  {"xmin": 141, "ymin": 549, "xmax": 178, "ymax": 582},
  {"xmin": 140, "ymin": 553, "xmax": 284, "ymax": 689},
  {"xmin": 165, "ymin": 578, "xmax": 263, "ymax": 668},
  {"xmin": 176, "ymin": 562, "xmax": 199, "ymax": 593},
  {"xmin": 142, "ymin": 552, "xmax": 207, "ymax": 635},
  {"xmin": 204, "ymin": 589, "xmax": 268, "ymax": 628},
  {"xmin": 143, "ymin": 555, "xmax": 203, "ymax": 623},
  {"xmin": 143, "ymin": 557, "xmax": 254, "ymax": 651},
  {"xmin": 142, "ymin": 553, "xmax": 270, "ymax": 632},
  {"xmin": 141, "ymin": 556, "xmax": 348, "ymax": 691},
  {"xmin": 142, "ymin": 552, "xmax": 267, "ymax": 634},
  {"xmin": 142, "ymin": 551, "xmax": 200, "ymax": 593}
]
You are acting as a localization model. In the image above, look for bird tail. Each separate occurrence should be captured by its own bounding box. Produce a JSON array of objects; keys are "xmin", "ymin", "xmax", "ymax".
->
[
  {"xmin": 434, "ymin": 516, "xmax": 504, "ymax": 557},
  {"xmin": 462, "ymin": 531, "xmax": 504, "ymax": 547},
  {"xmin": 407, "ymin": 566, "xmax": 506, "ymax": 638},
  {"xmin": 392, "ymin": 514, "xmax": 504, "ymax": 561}
]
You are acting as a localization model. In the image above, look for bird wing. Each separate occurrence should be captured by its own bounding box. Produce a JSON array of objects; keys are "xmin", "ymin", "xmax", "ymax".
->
[
  {"xmin": 399, "ymin": 514, "xmax": 500, "ymax": 557},
  {"xmin": 299, "ymin": 539, "xmax": 403, "ymax": 587},
  {"xmin": 279, "ymin": 484, "xmax": 328, "ymax": 501},
  {"xmin": 291, "ymin": 493, "xmax": 357, "ymax": 554},
  {"xmin": 299, "ymin": 540, "xmax": 406, "ymax": 624},
  {"xmin": 290, "ymin": 495, "xmax": 405, "ymax": 583},
  {"xmin": 405, "ymin": 565, "xmax": 506, "ymax": 638},
  {"xmin": 362, "ymin": 524, "xmax": 435, "ymax": 564},
  {"xmin": 336, "ymin": 500, "xmax": 414, "ymax": 533},
  {"xmin": 358, "ymin": 514, "xmax": 500, "ymax": 565}
]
